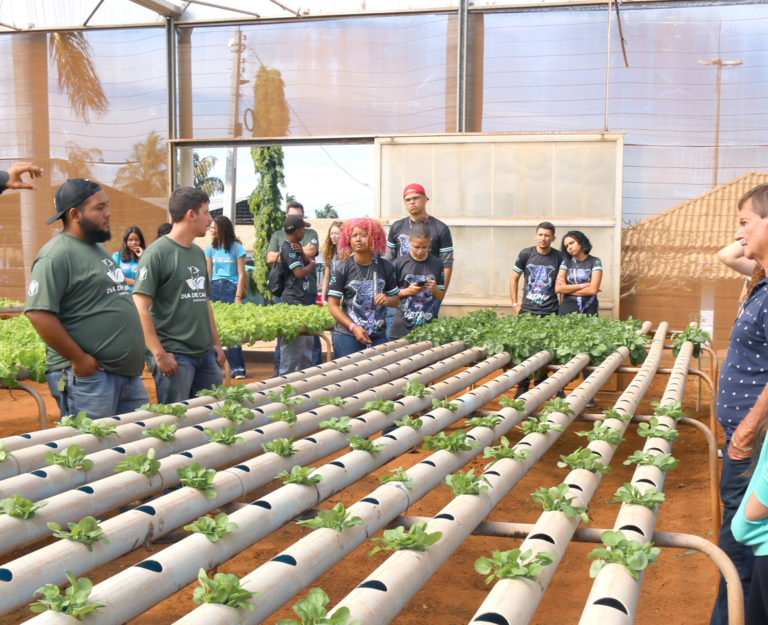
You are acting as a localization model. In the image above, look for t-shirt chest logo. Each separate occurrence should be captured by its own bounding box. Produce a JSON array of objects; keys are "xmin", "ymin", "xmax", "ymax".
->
[
  {"xmin": 186, "ymin": 266, "xmax": 206, "ymax": 290},
  {"xmin": 102, "ymin": 258, "xmax": 125, "ymax": 283}
]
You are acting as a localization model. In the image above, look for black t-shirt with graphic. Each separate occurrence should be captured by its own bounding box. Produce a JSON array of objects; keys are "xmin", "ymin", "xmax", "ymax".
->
[
  {"xmin": 327, "ymin": 256, "xmax": 399, "ymax": 339},
  {"xmin": 513, "ymin": 246, "xmax": 563, "ymax": 315},
  {"xmin": 279, "ymin": 240, "xmax": 309, "ymax": 305},
  {"xmin": 385, "ymin": 215, "xmax": 454, "ymax": 270},
  {"xmin": 390, "ymin": 254, "xmax": 444, "ymax": 340},
  {"xmin": 559, "ymin": 254, "xmax": 602, "ymax": 315}
]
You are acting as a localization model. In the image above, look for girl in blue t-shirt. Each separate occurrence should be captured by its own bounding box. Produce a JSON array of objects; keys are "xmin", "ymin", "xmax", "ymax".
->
[
  {"xmin": 205, "ymin": 216, "xmax": 247, "ymax": 378},
  {"xmin": 112, "ymin": 226, "xmax": 145, "ymax": 292}
]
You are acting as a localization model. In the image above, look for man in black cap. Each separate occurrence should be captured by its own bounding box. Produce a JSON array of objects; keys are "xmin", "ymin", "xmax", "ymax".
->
[
  {"xmin": 24, "ymin": 179, "xmax": 148, "ymax": 418},
  {"xmin": 277, "ymin": 213, "xmax": 316, "ymax": 375}
]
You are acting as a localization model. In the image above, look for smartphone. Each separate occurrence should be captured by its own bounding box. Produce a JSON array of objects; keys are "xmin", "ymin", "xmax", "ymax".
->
[{"xmin": 415, "ymin": 280, "xmax": 427, "ymax": 286}]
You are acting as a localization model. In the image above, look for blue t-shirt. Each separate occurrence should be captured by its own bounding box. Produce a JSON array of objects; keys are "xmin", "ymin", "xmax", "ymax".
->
[
  {"xmin": 111, "ymin": 251, "xmax": 139, "ymax": 292},
  {"xmin": 732, "ymin": 439, "xmax": 768, "ymax": 555},
  {"xmin": 717, "ymin": 280, "xmax": 768, "ymax": 440},
  {"xmin": 205, "ymin": 242, "xmax": 246, "ymax": 284}
]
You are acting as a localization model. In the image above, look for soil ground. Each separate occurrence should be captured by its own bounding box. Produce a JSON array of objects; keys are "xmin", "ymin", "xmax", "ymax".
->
[{"xmin": 0, "ymin": 347, "xmax": 723, "ymax": 625}]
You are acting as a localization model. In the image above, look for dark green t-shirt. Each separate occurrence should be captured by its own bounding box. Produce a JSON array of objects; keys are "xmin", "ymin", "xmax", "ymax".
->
[
  {"xmin": 133, "ymin": 236, "xmax": 213, "ymax": 357},
  {"xmin": 268, "ymin": 228, "xmax": 319, "ymax": 294},
  {"xmin": 24, "ymin": 233, "xmax": 145, "ymax": 376}
]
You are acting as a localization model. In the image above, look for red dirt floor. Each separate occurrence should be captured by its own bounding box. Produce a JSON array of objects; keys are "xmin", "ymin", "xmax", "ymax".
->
[{"xmin": 0, "ymin": 350, "xmax": 723, "ymax": 625}]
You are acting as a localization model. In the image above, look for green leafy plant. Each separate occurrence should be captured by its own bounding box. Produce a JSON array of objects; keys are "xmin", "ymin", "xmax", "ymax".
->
[
  {"xmin": 267, "ymin": 384, "xmax": 304, "ymax": 408},
  {"xmin": 363, "ymin": 399, "xmax": 396, "ymax": 414},
  {"xmin": 55, "ymin": 411, "xmax": 117, "ymax": 440},
  {"xmin": 47, "ymin": 516, "xmax": 110, "ymax": 551},
  {"xmin": 623, "ymin": 450, "xmax": 678, "ymax": 472},
  {"xmin": 610, "ymin": 483, "xmax": 666, "ymax": 509},
  {"xmin": 557, "ymin": 447, "xmax": 611, "ymax": 474},
  {"xmin": 575, "ymin": 421, "xmax": 625, "ymax": 445},
  {"xmin": 602, "ymin": 408, "xmax": 632, "ymax": 422},
  {"xmin": 498, "ymin": 396, "xmax": 526, "ymax": 411},
  {"xmin": 401, "ymin": 378, "xmax": 433, "ymax": 398},
  {"xmin": 262, "ymin": 437, "xmax": 295, "ymax": 457},
  {"xmin": 197, "ymin": 383, "xmax": 254, "ymax": 403},
  {"xmin": 212, "ymin": 301, "xmax": 334, "ymax": 344},
  {"xmin": 270, "ymin": 409, "xmax": 298, "ymax": 425},
  {"xmin": 531, "ymin": 483, "xmax": 589, "ymax": 523},
  {"xmin": 277, "ymin": 465, "xmax": 323, "ymax": 486},
  {"xmin": 297, "ymin": 502, "xmax": 363, "ymax": 532},
  {"xmin": 379, "ymin": 467, "xmax": 414, "ymax": 489},
  {"xmin": 142, "ymin": 422, "xmax": 178, "ymax": 442},
  {"xmin": 368, "ymin": 521, "xmax": 442, "ymax": 556},
  {"xmin": 466, "ymin": 414, "xmax": 502, "ymax": 429},
  {"xmin": 444, "ymin": 469, "xmax": 490, "ymax": 496},
  {"xmin": 204, "ymin": 426, "xmax": 245, "ymax": 446},
  {"xmin": 45, "ymin": 444, "xmax": 94, "ymax": 472},
  {"xmin": 0, "ymin": 494, "xmax": 47, "ymax": 519},
  {"xmin": 213, "ymin": 400, "xmax": 254, "ymax": 425},
  {"xmin": 184, "ymin": 513, "xmax": 239, "ymax": 542},
  {"xmin": 139, "ymin": 403, "xmax": 188, "ymax": 418},
  {"xmin": 177, "ymin": 463, "xmax": 217, "ymax": 499},
  {"xmin": 113, "ymin": 448, "xmax": 161, "ymax": 477},
  {"xmin": 540, "ymin": 397, "xmax": 575, "ymax": 416},
  {"xmin": 277, "ymin": 587, "xmax": 359, "ymax": 625},
  {"xmin": 193, "ymin": 568, "xmax": 257, "ymax": 610},
  {"xmin": 319, "ymin": 416, "xmax": 353, "ymax": 433},
  {"xmin": 317, "ymin": 396, "xmax": 348, "ymax": 407},
  {"xmin": 394, "ymin": 415, "xmax": 423, "ymax": 429},
  {"xmin": 432, "ymin": 398, "xmax": 458, "ymax": 411},
  {"xmin": 348, "ymin": 435, "xmax": 384, "ymax": 454},
  {"xmin": 651, "ymin": 400, "xmax": 683, "ymax": 421},
  {"xmin": 482, "ymin": 436, "xmax": 530, "ymax": 467},
  {"xmin": 588, "ymin": 530, "xmax": 660, "ymax": 579},
  {"xmin": 0, "ymin": 312, "xmax": 47, "ymax": 387},
  {"xmin": 0, "ymin": 443, "xmax": 11, "ymax": 464},
  {"xmin": 422, "ymin": 430, "xmax": 473, "ymax": 453},
  {"xmin": 475, "ymin": 548, "xmax": 556, "ymax": 584},
  {"xmin": 671, "ymin": 326, "xmax": 710, "ymax": 357},
  {"xmin": 30, "ymin": 570, "xmax": 106, "ymax": 618},
  {"xmin": 517, "ymin": 416, "xmax": 564, "ymax": 436},
  {"xmin": 637, "ymin": 417, "xmax": 678, "ymax": 442}
]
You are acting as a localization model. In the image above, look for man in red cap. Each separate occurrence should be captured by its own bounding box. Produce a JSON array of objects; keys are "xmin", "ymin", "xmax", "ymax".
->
[
  {"xmin": 24, "ymin": 178, "xmax": 148, "ymax": 419},
  {"xmin": 385, "ymin": 183, "xmax": 453, "ymax": 318}
]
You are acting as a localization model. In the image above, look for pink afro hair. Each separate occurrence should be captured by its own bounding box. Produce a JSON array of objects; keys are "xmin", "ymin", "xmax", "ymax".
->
[{"xmin": 338, "ymin": 218, "xmax": 388, "ymax": 255}]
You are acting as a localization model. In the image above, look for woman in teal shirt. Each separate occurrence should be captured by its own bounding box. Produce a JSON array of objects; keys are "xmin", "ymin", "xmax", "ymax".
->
[
  {"xmin": 205, "ymin": 216, "xmax": 247, "ymax": 378},
  {"xmin": 112, "ymin": 226, "xmax": 145, "ymax": 292}
]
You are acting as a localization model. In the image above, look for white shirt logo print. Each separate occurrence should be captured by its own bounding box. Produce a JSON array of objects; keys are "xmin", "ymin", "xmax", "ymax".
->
[
  {"xmin": 102, "ymin": 258, "xmax": 125, "ymax": 283},
  {"xmin": 28, "ymin": 280, "xmax": 39, "ymax": 296},
  {"xmin": 186, "ymin": 266, "xmax": 206, "ymax": 290}
]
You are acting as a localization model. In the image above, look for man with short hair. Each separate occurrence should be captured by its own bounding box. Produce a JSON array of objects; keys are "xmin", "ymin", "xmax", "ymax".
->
[
  {"xmin": 385, "ymin": 183, "xmax": 454, "ymax": 317},
  {"xmin": 25, "ymin": 178, "xmax": 148, "ymax": 418},
  {"xmin": 133, "ymin": 186, "xmax": 226, "ymax": 403},
  {"xmin": 266, "ymin": 201, "xmax": 321, "ymax": 371},
  {"xmin": 709, "ymin": 184, "xmax": 768, "ymax": 625}
]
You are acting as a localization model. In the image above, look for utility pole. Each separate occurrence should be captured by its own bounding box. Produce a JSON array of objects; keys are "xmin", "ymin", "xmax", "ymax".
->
[{"xmin": 698, "ymin": 57, "xmax": 742, "ymax": 188}]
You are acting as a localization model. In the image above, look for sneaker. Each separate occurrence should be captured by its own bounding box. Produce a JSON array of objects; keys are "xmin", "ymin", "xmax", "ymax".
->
[{"xmin": 233, "ymin": 374, "xmax": 246, "ymax": 380}]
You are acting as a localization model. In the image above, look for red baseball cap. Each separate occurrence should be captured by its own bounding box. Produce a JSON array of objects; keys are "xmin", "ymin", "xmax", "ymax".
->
[{"xmin": 402, "ymin": 183, "xmax": 428, "ymax": 199}]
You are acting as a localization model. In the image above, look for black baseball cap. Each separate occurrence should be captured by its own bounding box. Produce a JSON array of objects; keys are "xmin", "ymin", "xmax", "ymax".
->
[
  {"xmin": 284, "ymin": 214, "xmax": 311, "ymax": 232},
  {"xmin": 47, "ymin": 179, "xmax": 103, "ymax": 225}
]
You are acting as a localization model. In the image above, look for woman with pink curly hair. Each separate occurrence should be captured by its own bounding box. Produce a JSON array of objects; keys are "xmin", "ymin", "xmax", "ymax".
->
[{"xmin": 327, "ymin": 218, "xmax": 400, "ymax": 357}]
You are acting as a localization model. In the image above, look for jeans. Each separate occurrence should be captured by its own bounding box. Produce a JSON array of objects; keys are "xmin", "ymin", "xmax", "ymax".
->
[
  {"xmin": 710, "ymin": 441, "xmax": 756, "ymax": 625},
  {"xmin": 45, "ymin": 368, "xmax": 148, "ymax": 419},
  {"xmin": 747, "ymin": 557, "xmax": 768, "ymax": 625},
  {"xmin": 150, "ymin": 350, "xmax": 223, "ymax": 404},
  {"xmin": 210, "ymin": 279, "xmax": 246, "ymax": 377},
  {"xmin": 305, "ymin": 292, "xmax": 322, "ymax": 366},
  {"xmin": 279, "ymin": 335, "xmax": 314, "ymax": 375},
  {"xmin": 332, "ymin": 332, "xmax": 389, "ymax": 359},
  {"xmin": 433, "ymin": 299, "xmax": 442, "ymax": 319}
]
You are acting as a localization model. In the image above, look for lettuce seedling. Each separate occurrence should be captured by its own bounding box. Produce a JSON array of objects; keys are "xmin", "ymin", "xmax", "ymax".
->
[
  {"xmin": 0, "ymin": 494, "xmax": 47, "ymax": 519},
  {"xmin": 475, "ymin": 548, "xmax": 556, "ymax": 584},
  {"xmin": 198, "ymin": 383, "xmax": 254, "ymax": 403},
  {"xmin": 368, "ymin": 521, "xmax": 442, "ymax": 556},
  {"xmin": 30, "ymin": 570, "xmax": 106, "ymax": 618},
  {"xmin": 204, "ymin": 426, "xmax": 244, "ymax": 446},
  {"xmin": 363, "ymin": 399, "xmax": 396, "ymax": 414},
  {"xmin": 401, "ymin": 378, "xmax": 433, "ymax": 398},
  {"xmin": 348, "ymin": 435, "xmax": 384, "ymax": 455},
  {"xmin": 277, "ymin": 587, "xmax": 359, "ymax": 625},
  {"xmin": 482, "ymin": 436, "xmax": 530, "ymax": 468},
  {"xmin": 432, "ymin": 398, "xmax": 458, "ymax": 411},
  {"xmin": 45, "ymin": 444, "xmax": 94, "ymax": 472},
  {"xmin": 498, "ymin": 396, "xmax": 526, "ymax": 411},
  {"xmin": 394, "ymin": 415, "xmax": 422, "ymax": 429},
  {"xmin": 262, "ymin": 437, "xmax": 295, "ymax": 457},
  {"xmin": 540, "ymin": 397, "xmax": 574, "ymax": 416},
  {"xmin": 575, "ymin": 421, "xmax": 625, "ymax": 445},
  {"xmin": 465, "ymin": 414, "xmax": 502, "ymax": 429},
  {"xmin": 637, "ymin": 417, "xmax": 678, "ymax": 442},
  {"xmin": 277, "ymin": 465, "xmax": 323, "ymax": 486},
  {"xmin": 297, "ymin": 502, "xmax": 363, "ymax": 532},
  {"xmin": 177, "ymin": 463, "xmax": 217, "ymax": 499},
  {"xmin": 379, "ymin": 467, "xmax": 414, "ymax": 489},
  {"xmin": 623, "ymin": 450, "xmax": 678, "ymax": 472},
  {"xmin": 270, "ymin": 409, "xmax": 298, "ymax": 425},
  {"xmin": 184, "ymin": 513, "xmax": 238, "ymax": 542},
  {"xmin": 55, "ymin": 411, "xmax": 117, "ymax": 439},
  {"xmin": 610, "ymin": 483, "xmax": 666, "ymax": 509},
  {"xmin": 0, "ymin": 443, "xmax": 11, "ymax": 464},
  {"xmin": 213, "ymin": 400, "xmax": 254, "ymax": 424},
  {"xmin": 267, "ymin": 384, "xmax": 304, "ymax": 408},
  {"xmin": 517, "ymin": 416, "xmax": 564, "ymax": 436},
  {"xmin": 139, "ymin": 403, "xmax": 188, "ymax": 418},
  {"xmin": 588, "ymin": 530, "xmax": 660, "ymax": 579},
  {"xmin": 193, "ymin": 568, "xmax": 257, "ymax": 610},
  {"xmin": 319, "ymin": 416, "xmax": 353, "ymax": 433},
  {"xmin": 444, "ymin": 469, "xmax": 490, "ymax": 496},
  {"xmin": 671, "ymin": 326, "xmax": 710, "ymax": 357},
  {"xmin": 47, "ymin": 516, "xmax": 110, "ymax": 551},
  {"xmin": 113, "ymin": 448, "xmax": 161, "ymax": 477},
  {"xmin": 422, "ymin": 430, "xmax": 473, "ymax": 453},
  {"xmin": 142, "ymin": 422, "xmax": 178, "ymax": 442},
  {"xmin": 531, "ymin": 483, "xmax": 589, "ymax": 523},
  {"xmin": 557, "ymin": 447, "xmax": 611, "ymax": 474},
  {"xmin": 651, "ymin": 400, "xmax": 683, "ymax": 421},
  {"xmin": 318, "ymin": 396, "xmax": 348, "ymax": 407},
  {"xmin": 602, "ymin": 408, "xmax": 632, "ymax": 422}
]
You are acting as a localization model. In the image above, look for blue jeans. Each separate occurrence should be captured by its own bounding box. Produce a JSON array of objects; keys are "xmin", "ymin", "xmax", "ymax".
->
[
  {"xmin": 710, "ymin": 441, "xmax": 756, "ymax": 625},
  {"xmin": 150, "ymin": 350, "xmax": 223, "ymax": 404},
  {"xmin": 332, "ymin": 332, "xmax": 389, "ymax": 359},
  {"xmin": 45, "ymin": 368, "xmax": 148, "ymax": 419},
  {"xmin": 305, "ymin": 292, "xmax": 322, "ymax": 366},
  {"xmin": 210, "ymin": 279, "xmax": 246, "ymax": 377},
  {"xmin": 280, "ymin": 335, "xmax": 313, "ymax": 375}
]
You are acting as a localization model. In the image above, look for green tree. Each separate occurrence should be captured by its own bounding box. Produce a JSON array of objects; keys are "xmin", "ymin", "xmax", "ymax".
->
[
  {"xmin": 114, "ymin": 131, "xmax": 168, "ymax": 197},
  {"xmin": 177, "ymin": 153, "xmax": 224, "ymax": 198},
  {"xmin": 316, "ymin": 204, "xmax": 339, "ymax": 219},
  {"xmin": 285, "ymin": 193, "xmax": 296, "ymax": 206}
]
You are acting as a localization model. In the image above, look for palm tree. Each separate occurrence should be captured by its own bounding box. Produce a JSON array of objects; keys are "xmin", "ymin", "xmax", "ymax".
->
[
  {"xmin": 114, "ymin": 131, "xmax": 168, "ymax": 197},
  {"xmin": 54, "ymin": 142, "xmax": 104, "ymax": 180},
  {"xmin": 192, "ymin": 153, "xmax": 224, "ymax": 198},
  {"xmin": 316, "ymin": 203, "xmax": 339, "ymax": 219},
  {"xmin": 49, "ymin": 32, "xmax": 109, "ymax": 121}
]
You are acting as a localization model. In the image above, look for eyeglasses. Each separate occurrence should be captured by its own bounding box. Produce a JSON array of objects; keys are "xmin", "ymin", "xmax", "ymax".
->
[{"xmin": 404, "ymin": 195, "xmax": 423, "ymax": 203}]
